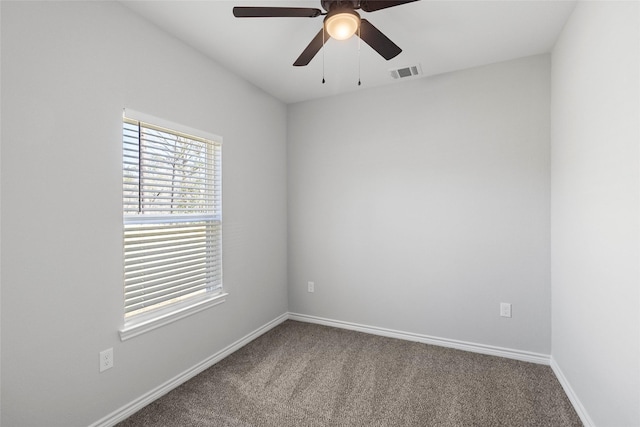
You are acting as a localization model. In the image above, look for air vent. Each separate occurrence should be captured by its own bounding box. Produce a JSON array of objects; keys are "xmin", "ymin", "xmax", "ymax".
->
[{"xmin": 389, "ymin": 64, "xmax": 423, "ymax": 80}]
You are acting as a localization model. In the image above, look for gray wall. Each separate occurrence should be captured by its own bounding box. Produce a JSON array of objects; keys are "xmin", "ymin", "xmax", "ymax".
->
[
  {"xmin": 1, "ymin": 2, "xmax": 287, "ymax": 425},
  {"xmin": 3, "ymin": 2, "xmax": 639, "ymax": 426},
  {"xmin": 288, "ymin": 55, "xmax": 552, "ymax": 354},
  {"xmin": 550, "ymin": 2, "xmax": 640, "ymax": 426}
]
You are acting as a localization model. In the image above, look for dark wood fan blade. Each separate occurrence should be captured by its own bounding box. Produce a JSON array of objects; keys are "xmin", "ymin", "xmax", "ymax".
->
[
  {"xmin": 233, "ymin": 7, "xmax": 322, "ymax": 18},
  {"xmin": 360, "ymin": 0, "xmax": 419, "ymax": 13},
  {"xmin": 293, "ymin": 28, "xmax": 327, "ymax": 66},
  {"xmin": 358, "ymin": 19, "xmax": 401, "ymax": 60}
]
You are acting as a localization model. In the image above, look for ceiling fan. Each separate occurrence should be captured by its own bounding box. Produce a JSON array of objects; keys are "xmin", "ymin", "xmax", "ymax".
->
[{"xmin": 233, "ymin": 1, "xmax": 419, "ymax": 66}]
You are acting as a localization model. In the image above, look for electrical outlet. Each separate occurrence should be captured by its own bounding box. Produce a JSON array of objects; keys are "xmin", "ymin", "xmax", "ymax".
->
[
  {"xmin": 500, "ymin": 303, "xmax": 512, "ymax": 318},
  {"xmin": 308, "ymin": 281, "xmax": 315, "ymax": 293},
  {"xmin": 99, "ymin": 348, "xmax": 114, "ymax": 372}
]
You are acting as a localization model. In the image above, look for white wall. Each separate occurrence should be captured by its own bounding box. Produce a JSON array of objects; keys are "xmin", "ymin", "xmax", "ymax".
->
[
  {"xmin": 550, "ymin": 2, "xmax": 640, "ymax": 426},
  {"xmin": 288, "ymin": 55, "xmax": 552, "ymax": 354},
  {"xmin": 0, "ymin": 2, "xmax": 287, "ymax": 426}
]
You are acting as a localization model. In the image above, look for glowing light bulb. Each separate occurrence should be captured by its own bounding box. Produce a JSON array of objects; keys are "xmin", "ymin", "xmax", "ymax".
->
[{"xmin": 325, "ymin": 10, "xmax": 360, "ymax": 41}]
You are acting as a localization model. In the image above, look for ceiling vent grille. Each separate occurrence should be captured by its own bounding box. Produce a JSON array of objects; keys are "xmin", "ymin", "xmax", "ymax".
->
[{"xmin": 389, "ymin": 64, "xmax": 423, "ymax": 80}]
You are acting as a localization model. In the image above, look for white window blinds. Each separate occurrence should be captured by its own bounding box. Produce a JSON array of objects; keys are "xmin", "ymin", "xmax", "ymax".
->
[{"xmin": 122, "ymin": 112, "xmax": 222, "ymax": 318}]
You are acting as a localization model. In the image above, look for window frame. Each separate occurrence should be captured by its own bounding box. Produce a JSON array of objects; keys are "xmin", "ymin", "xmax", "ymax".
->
[{"xmin": 119, "ymin": 109, "xmax": 226, "ymax": 341}]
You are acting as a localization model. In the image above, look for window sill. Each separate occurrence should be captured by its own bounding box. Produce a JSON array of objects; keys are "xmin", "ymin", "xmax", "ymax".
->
[{"xmin": 119, "ymin": 292, "xmax": 228, "ymax": 341}]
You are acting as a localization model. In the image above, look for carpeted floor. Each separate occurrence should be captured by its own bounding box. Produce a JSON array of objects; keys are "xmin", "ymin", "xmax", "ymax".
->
[{"xmin": 117, "ymin": 320, "xmax": 582, "ymax": 426}]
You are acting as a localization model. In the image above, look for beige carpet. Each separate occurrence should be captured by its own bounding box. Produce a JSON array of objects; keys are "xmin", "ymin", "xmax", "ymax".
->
[{"xmin": 117, "ymin": 320, "xmax": 582, "ymax": 426}]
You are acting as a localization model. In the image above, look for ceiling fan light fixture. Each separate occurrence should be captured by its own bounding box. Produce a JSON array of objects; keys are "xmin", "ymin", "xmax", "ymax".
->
[{"xmin": 324, "ymin": 10, "xmax": 360, "ymax": 40}]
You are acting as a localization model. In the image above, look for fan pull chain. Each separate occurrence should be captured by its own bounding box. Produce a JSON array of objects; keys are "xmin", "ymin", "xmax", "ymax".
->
[
  {"xmin": 322, "ymin": 26, "xmax": 326, "ymax": 84},
  {"xmin": 357, "ymin": 25, "xmax": 361, "ymax": 86}
]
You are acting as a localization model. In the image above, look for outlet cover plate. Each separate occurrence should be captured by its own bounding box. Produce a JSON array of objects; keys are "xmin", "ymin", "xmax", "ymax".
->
[
  {"xmin": 500, "ymin": 303, "xmax": 512, "ymax": 318},
  {"xmin": 100, "ymin": 348, "xmax": 114, "ymax": 372}
]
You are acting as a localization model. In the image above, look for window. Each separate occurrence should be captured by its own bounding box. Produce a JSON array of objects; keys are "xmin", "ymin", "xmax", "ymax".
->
[{"xmin": 120, "ymin": 109, "xmax": 224, "ymax": 340}]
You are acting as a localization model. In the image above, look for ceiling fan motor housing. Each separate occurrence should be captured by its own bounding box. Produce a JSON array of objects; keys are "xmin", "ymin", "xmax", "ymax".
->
[{"xmin": 321, "ymin": 1, "xmax": 359, "ymax": 12}]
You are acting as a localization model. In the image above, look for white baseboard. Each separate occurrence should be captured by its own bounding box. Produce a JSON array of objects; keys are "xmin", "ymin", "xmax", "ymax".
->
[
  {"xmin": 550, "ymin": 357, "xmax": 595, "ymax": 427},
  {"xmin": 288, "ymin": 312, "xmax": 551, "ymax": 365},
  {"xmin": 90, "ymin": 312, "xmax": 289, "ymax": 427},
  {"xmin": 91, "ymin": 311, "xmax": 569, "ymax": 427}
]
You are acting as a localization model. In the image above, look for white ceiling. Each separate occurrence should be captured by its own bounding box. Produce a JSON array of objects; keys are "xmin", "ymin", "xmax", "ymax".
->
[{"xmin": 121, "ymin": 0, "xmax": 576, "ymax": 104}]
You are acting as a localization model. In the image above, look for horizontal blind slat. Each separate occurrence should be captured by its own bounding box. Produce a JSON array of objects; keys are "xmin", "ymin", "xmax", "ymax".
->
[
  {"xmin": 124, "ymin": 251, "xmax": 221, "ymax": 272},
  {"xmin": 125, "ymin": 227, "xmax": 213, "ymax": 240},
  {"xmin": 125, "ymin": 231, "xmax": 209, "ymax": 247},
  {"xmin": 126, "ymin": 234, "xmax": 217, "ymax": 250},
  {"xmin": 125, "ymin": 284, "xmax": 209, "ymax": 313},
  {"xmin": 125, "ymin": 270, "xmax": 218, "ymax": 297},
  {"xmin": 124, "ymin": 258, "xmax": 219, "ymax": 288},
  {"xmin": 124, "ymin": 243, "xmax": 219, "ymax": 265}
]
